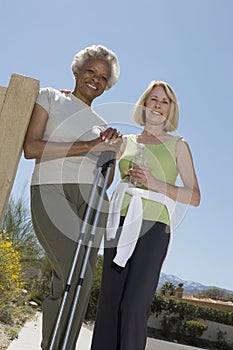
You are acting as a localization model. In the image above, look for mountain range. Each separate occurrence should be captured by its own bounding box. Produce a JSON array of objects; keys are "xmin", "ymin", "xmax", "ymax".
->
[{"xmin": 158, "ymin": 272, "xmax": 233, "ymax": 296}]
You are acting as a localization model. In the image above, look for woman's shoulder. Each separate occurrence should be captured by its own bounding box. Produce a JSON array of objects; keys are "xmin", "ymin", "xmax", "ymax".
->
[
  {"xmin": 174, "ymin": 135, "xmax": 188, "ymax": 146},
  {"xmin": 38, "ymin": 87, "xmax": 69, "ymax": 107},
  {"xmin": 39, "ymin": 86, "xmax": 61, "ymax": 96},
  {"xmin": 165, "ymin": 134, "xmax": 184, "ymax": 145},
  {"xmin": 175, "ymin": 136, "xmax": 193, "ymax": 157},
  {"xmin": 36, "ymin": 87, "xmax": 65, "ymax": 112},
  {"xmin": 37, "ymin": 87, "xmax": 57, "ymax": 101}
]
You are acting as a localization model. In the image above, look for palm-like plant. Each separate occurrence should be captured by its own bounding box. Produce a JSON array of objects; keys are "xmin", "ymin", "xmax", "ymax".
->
[{"xmin": 160, "ymin": 281, "xmax": 176, "ymax": 296}]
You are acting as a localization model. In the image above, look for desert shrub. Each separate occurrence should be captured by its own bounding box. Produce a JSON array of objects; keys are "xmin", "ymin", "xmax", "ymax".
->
[{"xmin": 182, "ymin": 319, "xmax": 208, "ymax": 338}]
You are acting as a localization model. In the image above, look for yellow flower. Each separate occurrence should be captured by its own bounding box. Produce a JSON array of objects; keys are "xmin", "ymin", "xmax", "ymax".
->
[{"xmin": 0, "ymin": 231, "xmax": 23, "ymax": 302}]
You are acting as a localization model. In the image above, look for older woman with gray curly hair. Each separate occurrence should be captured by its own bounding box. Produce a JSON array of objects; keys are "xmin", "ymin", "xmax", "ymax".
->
[{"xmin": 24, "ymin": 44, "xmax": 122, "ymax": 350}]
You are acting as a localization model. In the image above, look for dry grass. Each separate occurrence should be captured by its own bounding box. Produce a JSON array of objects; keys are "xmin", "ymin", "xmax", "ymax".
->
[
  {"xmin": 0, "ymin": 304, "xmax": 37, "ymax": 350},
  {"xmin": 0, "ymin": 322, "xmax": 11, "ymax": 350}
]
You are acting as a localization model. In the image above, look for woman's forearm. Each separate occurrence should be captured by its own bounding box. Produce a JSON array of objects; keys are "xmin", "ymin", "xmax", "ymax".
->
[
  {"xmin": 150, "ymin": 179, "xmax": 200, "ymax": 207},
  {"xmin": 23, "ymin": 138, "xmax": 101, "ymax": 160}
]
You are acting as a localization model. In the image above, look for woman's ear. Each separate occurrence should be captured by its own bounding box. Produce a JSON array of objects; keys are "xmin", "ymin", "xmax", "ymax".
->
[{"xmin": 73, "ymin": 71, "xmax": 79, "ymax": 79}]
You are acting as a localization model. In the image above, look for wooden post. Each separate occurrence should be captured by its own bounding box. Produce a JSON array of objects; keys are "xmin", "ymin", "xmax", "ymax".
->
[
  {"xmin": 0, "ymin": 86, "xmax": 7, "ymax": 108},
  {"xmin": 0, "ymin": 74, "xmax": 39, "ymax": 225}
]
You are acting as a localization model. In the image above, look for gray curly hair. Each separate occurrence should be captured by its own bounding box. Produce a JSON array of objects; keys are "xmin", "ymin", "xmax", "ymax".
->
[{"xmin": 71, "ymin": 45, "xmax": 120, "ymax": 90}]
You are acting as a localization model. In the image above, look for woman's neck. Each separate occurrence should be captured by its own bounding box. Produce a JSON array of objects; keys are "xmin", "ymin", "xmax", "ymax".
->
[
  {"xmin": 142, "ymin": 126, "xmax": 165, "ymax": 138},
  {"xmin": 72, "ymin": 89, "xmax": 92, "ymax": 106},
  {"xmin": 136, "ymin": 126, "xmax": 168, "ymax": 144}
]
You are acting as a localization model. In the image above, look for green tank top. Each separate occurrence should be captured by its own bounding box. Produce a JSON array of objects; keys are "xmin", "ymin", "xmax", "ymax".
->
[{"xmin": 118, "ymin": 134, "xmax": 181, "ymax": 224}]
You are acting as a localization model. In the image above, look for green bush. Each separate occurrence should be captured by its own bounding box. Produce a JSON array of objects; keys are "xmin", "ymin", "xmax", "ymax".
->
[
  {"xmin": 151, "ymin": 293, "xmax": 233, "ymax": 326},
  {"xmin": 160, "ymin": 314, "xmax": 181, "ymax": 338},
  {"xmin": 182, "ymin": 320, "xmax": 208, "ymax": 338}
]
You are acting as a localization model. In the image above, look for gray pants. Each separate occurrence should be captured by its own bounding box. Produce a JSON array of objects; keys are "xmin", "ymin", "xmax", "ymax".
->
[
  {"xmin": 31, "ymin": 184, "xmax": 108, "ymax": 350},
  {"xmin": 91, "ymin": 218, "xmax": 170, "ymax": 350}
]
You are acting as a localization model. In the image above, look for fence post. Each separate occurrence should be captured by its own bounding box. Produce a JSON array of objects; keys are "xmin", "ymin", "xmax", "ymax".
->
[{"xmin": 0, "ymin": 74, "xmax": 39, "ymax": 225}]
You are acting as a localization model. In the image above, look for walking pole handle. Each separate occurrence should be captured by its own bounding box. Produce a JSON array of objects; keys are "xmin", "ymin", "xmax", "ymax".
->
[{"xmin": 97, "ymin": 150, "xmax": 116, "ymax": 170}]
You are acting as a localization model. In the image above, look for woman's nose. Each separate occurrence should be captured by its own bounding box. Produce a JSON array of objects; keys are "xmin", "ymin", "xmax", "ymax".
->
[
  {"xmin": 92, "ymin": 74, "xmax": 100, "ymax": 82},
  {"xmin": 155, "ymin": 100, "xmax": 161, "ymax": 107}
]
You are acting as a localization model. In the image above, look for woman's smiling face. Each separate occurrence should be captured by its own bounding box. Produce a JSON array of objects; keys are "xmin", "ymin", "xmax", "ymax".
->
[
  {"xmin": 144, "ymin": 85, "xmax": 171, "ymax": 126},
  {"xmin": 74, "ymin": 58, "xmax": 111, "ymax": 105}
]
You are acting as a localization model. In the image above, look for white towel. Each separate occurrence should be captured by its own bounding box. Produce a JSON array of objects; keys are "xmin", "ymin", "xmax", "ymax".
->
[{"xmin": 106, "ymin": 182, "xmax": 176, "ymax": 267}]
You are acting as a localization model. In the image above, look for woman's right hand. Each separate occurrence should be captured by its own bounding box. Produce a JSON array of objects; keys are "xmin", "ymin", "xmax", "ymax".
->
[
  {"xmin": 92, "ymin": 128, "xmax": 123, "ymax": 154},
  {"xmin": 100, "ymin": 127, "xmax": 122, "ymax": 144}
]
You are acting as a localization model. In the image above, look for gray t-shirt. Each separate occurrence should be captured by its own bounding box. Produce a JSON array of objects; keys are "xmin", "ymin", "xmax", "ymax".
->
[{"xmin": 31, "ymin": 87, "xmax": 107, "ymax": 185}]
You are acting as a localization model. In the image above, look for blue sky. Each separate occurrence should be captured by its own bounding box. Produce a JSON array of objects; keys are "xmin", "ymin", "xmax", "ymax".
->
[{"xmin": 1, "ymin": 0, "xmax": 233, "ymax": 291}]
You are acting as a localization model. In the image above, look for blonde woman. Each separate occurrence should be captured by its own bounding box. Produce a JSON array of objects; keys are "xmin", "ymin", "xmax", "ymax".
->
[{"xmin": 91, "ymin": 81, "xmax": 200, "ymax": 350}]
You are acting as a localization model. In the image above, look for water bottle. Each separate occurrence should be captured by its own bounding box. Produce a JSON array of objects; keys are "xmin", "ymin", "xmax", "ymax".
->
[{"xmin": 130, "ymin": 143, "xmax": 146, "ymax": 187}]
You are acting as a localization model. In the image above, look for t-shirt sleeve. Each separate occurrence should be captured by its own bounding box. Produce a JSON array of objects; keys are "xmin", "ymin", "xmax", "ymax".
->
[{"xmin": 36, "ymin": 87, "xmax": 53, "ymax": 113}]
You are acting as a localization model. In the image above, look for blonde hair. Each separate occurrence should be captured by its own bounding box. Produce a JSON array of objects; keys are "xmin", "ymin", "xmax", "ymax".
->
[
  {"xmin": 71, "ymin": 45, "xmax": 120, "ymax": 90},
  {"xmin": 132, "ymin": 80, "xmax": 179, "ymax": 131}
]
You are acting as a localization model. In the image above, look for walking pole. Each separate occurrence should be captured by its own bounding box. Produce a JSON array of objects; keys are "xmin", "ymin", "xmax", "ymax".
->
[
  {"xmin": 48, "ymin": 151, "xmax": 115, "ymax": 350},
  {"xmin": 61, "ymin": 151, "xmax": 115, "ymax": 350}
]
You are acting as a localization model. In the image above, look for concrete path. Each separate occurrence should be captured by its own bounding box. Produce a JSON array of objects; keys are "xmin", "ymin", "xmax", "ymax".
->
[{"xmin": 7, "ymin": 312, "xmax": 206, "ymax": 350}]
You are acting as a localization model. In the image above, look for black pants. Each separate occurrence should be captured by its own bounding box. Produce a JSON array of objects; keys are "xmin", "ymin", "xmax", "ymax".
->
[{"xmin": 91, "ymin": 218, "xmax": 170, "ymax": 350}]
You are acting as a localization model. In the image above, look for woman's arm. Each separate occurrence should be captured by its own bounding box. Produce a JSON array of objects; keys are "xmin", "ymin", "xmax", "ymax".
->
[
  {"xmin": 23, "ymin": 103, "xmax": 121, "ymax": 160},
  {"xmin": 129, "ymin": 139, "xmax": 201, "ymax": 207},
  {"xmin": 174, "ymin": 138, "xmax": 200, "ymax": 206}
]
